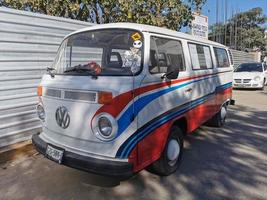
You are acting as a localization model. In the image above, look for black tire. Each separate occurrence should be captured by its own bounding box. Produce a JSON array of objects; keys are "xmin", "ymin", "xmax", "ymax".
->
[
  {"xmin": 147, "ymin": 126, "xmax": 184, "ymax": 176},
  {"xmin": 261, "ymin": 79, "xmax": 265, "ymax": 90},
  {"xmin": 206, "ymin": 104, "xmax": 227, "ymax": 127}
]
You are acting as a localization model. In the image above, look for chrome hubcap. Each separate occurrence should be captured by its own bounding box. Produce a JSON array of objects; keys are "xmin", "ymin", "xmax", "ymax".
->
[
  {"xmin": 167, "ymin": 139, "xmax": 180, "ymax": 166},
  {"xmin": 220, "ymin": 106, "xmax": 227, "ymax": 121}
]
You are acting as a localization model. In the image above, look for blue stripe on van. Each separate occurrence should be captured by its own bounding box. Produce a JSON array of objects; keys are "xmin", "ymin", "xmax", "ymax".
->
[
  {"xmin": 116, "ymin": 76, "xmax": 214, "ymax": 137},
  {"xmin": 216, "ymin": 82, "xmax": 232, "ymax": 92},
  {"xmin": 116, "ymin": 82, "xmax": 232, "ymax": 158}
]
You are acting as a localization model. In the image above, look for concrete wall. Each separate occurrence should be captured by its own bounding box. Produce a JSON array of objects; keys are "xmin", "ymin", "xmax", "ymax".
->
[{"xmin": 0, "ymin": 7, "xmax": 93, "ymax": 148}]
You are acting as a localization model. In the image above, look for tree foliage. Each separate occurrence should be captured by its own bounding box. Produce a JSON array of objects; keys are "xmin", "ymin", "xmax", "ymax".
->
[
  {"xmin": 209, "ymin": 7, "xmax": 267, "ymax": 51},
  {"xmin": 0, "ymin": 0, "xmax": 206, "ymax": 30}
]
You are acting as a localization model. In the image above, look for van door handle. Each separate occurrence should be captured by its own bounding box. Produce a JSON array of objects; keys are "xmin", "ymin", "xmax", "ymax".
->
[{"xmin": 185, "ymin": 88, "xmax": 192, "ymax": 93}]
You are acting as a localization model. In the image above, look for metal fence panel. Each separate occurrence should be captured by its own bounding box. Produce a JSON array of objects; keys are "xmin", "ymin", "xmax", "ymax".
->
[
  {"xmin": 230, "ymin": 49, "xmax": 261, "ymax": 69},
  {"xmin": 0, "ymin": 7, "xmax": 93, "ymax": 148}
]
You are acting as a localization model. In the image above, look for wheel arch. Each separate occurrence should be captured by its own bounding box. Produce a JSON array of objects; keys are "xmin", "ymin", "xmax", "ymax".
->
[
  {"xmin": 222, "ymin": 98, "xmax": 231, "ymax": 108},
  {"xmin": 172, "ymin": 116, "xmax": 187, "ymax": 136}
]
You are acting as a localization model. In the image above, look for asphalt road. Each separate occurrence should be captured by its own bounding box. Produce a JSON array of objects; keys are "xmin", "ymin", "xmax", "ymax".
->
[{"xmin": 0, "ymin": 88, "xmax": 267, "ymax": 200}]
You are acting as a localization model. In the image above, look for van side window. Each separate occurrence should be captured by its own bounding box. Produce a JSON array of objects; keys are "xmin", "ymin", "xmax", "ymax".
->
[
  {"xmin": 214, "ymin": 48, "xmax": 230, "ymax": 68},
  {"xmin": 149, "ymin": 37, "xmax": 185, "ymax": 74},
  {"xmin": 188, "ymin": 43, "xmax": 213, "ymax": 70},
  {"xmin": 228, "ymin": 50, "xmax": 234, "ymax": 65}
]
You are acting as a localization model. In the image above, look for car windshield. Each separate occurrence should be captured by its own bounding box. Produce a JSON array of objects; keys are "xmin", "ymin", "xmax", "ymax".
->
[
  {"xmin": 52, "ymin": 29, "xmax": 143, "ymax": 76},
  {"xmin": 234, "ymin": 63, "xmax": 263, "ymax": 72}
]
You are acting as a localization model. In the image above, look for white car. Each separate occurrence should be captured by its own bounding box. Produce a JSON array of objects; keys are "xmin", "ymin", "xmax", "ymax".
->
[{"xmin": 233, "ymin": 62, "xmax": 267, "ymax": 89}]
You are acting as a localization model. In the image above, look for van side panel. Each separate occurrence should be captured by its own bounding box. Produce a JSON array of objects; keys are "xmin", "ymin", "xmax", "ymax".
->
[
  {"xmin": 127, "ymin": 78, "xmax": 232, "ymax": 172},
  {"xmin": 128, "ymin": 121, "xmax": 172, "ymax": 172},
  {"xmin": 186, "ymin": 95, "xmax": 217, "ymax": 133}
]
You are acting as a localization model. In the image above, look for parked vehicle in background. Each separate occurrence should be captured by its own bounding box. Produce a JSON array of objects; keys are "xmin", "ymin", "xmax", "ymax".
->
[
  {"xmin": 32, "ymin": 23, "xmax": 234, "ymax": 179},
  {"xmin": 233, "ymin": 62, "xmax": 267, "ymax": 90}
]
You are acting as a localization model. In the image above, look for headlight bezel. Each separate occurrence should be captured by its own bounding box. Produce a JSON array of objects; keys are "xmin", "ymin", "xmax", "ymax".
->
[
  {"xmin": 98, "ymin": 116, "xmax": 112, "ymax": 137},
  {"xmin": 92, "ymin": 113, "xmax": 118, "ymax": 141},
  {"xmin": 254, "ymin": 76, "xmax": 261, "ymax": 82},
  {"xmin": 36, "ymin": 104, "xmax": 45, "ymax": 121}
]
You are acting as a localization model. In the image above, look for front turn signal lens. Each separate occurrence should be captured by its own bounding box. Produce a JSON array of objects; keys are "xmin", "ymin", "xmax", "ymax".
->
[
  {"xmin": 98, "ymin": 91, "xmax": 113, "ymax": 104},
  {"xmin": 37, "ymin": 86, "xmax": 42, "ymax": 96}
]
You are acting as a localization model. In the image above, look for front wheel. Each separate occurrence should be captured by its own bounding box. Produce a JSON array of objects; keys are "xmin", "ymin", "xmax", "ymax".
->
[{"xmin": 147, "ymin": 126, "xmax": 184, "ymax": 176}]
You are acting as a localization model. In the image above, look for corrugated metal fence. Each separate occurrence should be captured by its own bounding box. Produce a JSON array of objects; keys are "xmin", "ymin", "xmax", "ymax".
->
[
  {"xmin": 0, "ymin": 7, "xmax": 92, "ymax": 148},
  {"xmin": 0, "ymin": 7, "xmax": 262, "ymax": 148},
  {"xmin": 230, "ymin": 49, "xmax": 261, "ymax": 68}
]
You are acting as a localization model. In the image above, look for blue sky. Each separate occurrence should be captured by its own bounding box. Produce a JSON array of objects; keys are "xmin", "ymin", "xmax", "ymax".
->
[{"xmin": 201, "ymin": 0, "xmax": 267, "ymax": 27}]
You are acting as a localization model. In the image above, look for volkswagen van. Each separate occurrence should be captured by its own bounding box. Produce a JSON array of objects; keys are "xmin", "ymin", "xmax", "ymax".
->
[{"xmin": 32, "ymin": 23, "xmax": 234, "ymax": 178}]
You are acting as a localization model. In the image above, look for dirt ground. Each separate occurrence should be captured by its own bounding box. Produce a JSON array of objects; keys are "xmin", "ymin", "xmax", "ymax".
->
[{"xmin": 0, "ymin": 88, "xmax": 267, "ymax": 200}]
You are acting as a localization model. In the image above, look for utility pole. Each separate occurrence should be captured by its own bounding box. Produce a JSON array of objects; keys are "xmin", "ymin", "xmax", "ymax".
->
[
  {"xmin": 234, "ymin": 9, "xmax": 238, "ymax": 50},
  {"xmin": 215, "ymin": 0, "xmax": 219, "ymax": 42},
  {"xmin": 218, "ymin": 0, "xmax": 222, "ymax": 44},
  {"xmin": 229, "ymin": 7, "xmax": 234, "ymax": 48},
  {"xmin": 240, "ymin": 9, "xmax": 243, "ymax": 51},
  {"xmin": 224, "ymin": 0, "xmax": 227, "ymax": 46}
]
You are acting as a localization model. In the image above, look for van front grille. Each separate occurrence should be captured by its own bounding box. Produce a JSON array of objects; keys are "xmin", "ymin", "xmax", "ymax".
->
[
  {"xmin": 64, "ymin": 91, "xmax": 96, "ymax": 102},
  {"xmin": 44, "ymin": 88, "xmax": 62, "ymax": 98},
  {"xmin": 43, "ymin": 88, "xmax": 97, "ymax": 103}
]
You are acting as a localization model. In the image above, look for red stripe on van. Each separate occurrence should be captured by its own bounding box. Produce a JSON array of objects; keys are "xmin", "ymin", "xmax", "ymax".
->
[
  {"xmin": 128, "ymin": 89, "xmax": 231, "ymax": 172},
  {"xmin": 94, "ymin": 70, "xmax": 231, "ymax": 118}
]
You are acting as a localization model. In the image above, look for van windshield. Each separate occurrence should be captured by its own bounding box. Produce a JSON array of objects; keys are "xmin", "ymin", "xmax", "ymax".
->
[{"xmin": 52, "ymin": 29, "xmax": 143, "ymax": 76}]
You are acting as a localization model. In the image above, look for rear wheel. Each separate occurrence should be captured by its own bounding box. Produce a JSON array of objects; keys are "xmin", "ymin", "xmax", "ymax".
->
[
  {"xmin": 206, "ymin": 104, "xmax": 227, "ymax": 127},
  {"xmin": 147, "ymin": 126, "xmax": 184, "ymax": 176},
  {"xmin": 261, "ymin": 79, "xmax": 266, "ymax": 90}
]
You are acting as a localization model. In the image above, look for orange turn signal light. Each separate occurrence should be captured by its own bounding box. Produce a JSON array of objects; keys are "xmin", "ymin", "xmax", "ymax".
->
[
  {"xmin": 37, "ymin": 86, "xmax": 43, "ymax": 96},
  {"xmin": 98, "ymin": 91, "xmax": 113, "ymax": 104}
]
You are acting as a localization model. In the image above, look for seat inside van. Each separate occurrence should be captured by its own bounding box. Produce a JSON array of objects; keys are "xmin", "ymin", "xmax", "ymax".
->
[{"xmin": 107, "ymin": 52, "xmax": 123, "ymax": 68}]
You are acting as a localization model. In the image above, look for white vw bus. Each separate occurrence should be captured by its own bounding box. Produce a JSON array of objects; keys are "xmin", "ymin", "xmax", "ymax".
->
[{"xmin": 32, "ymin": 23, "xmax": 234, "ymax": 178}]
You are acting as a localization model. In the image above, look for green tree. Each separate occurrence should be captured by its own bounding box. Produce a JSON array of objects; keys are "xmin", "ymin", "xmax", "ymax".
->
[
  {"xmin": 209, "ymin": 7, "xmax": 267, "ymax": 51},
  {"xmin": 0, "ymin": 0, "xmax": 91, "ymax": 20},
  {"xmin": 0, "ymin": 0, "xmax": 207, "ymax": 31}
]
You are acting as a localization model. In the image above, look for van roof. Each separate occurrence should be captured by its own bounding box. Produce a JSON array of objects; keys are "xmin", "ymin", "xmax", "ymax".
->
[{"xmin": 66, "ymin": 22, "xmax": 226, "ymax": 48}]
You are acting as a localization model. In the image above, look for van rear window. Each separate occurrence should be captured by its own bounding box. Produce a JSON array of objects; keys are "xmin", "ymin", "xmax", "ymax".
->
[
  {"xmin": 214, "ymin": 48, "xmax": 230, "ymax": 68},
  {"xmin": 188, "ymin": 43, "xmax": 213, "ymax": 70}
]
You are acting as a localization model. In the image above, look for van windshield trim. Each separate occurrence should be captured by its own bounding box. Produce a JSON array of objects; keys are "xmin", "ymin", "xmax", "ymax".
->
[{"xmin": 51, "ymin": 28, "xmax": 144, "ymax": 77}]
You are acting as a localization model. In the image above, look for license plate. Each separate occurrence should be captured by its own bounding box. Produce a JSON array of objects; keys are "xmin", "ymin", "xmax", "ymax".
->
[{"xmin": 46, "ymin": 145, "xmax": 64, "ymax": 164}]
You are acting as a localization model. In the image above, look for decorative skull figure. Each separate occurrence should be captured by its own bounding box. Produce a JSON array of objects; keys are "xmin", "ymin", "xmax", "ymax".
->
[{"xmin": 133, "ymin": 40, "xmax": 142, "ymax": 49}]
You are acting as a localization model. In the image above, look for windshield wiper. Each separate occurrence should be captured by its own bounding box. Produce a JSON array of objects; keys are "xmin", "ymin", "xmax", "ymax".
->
[
  {"xmin": 64, "ymin": 64, "xmax": 94, "ymax": 73},
  {"xmin": 64, "ymin": 64, "xmax": 100, "ymax": 79}
]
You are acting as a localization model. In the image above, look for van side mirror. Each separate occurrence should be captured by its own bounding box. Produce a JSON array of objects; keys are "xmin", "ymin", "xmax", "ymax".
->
[
  {"xmin": 47, "ymin": 67, "xmax": 55, "ymax": 78},
  {"xmin": 161, "ymin": 69, "xmax": 179, "ymax": 80}
]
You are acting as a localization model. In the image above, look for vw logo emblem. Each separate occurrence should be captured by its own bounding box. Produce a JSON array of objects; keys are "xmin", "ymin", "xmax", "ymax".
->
[{"xmin": 55, "ymin": 106, "xmax": 70, "ymax": 129}]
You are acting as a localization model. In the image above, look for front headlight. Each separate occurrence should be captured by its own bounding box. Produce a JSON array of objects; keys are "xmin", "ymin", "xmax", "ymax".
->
[
  {"xmin": 98, "ymin": 116, "xmax": 112, "ymax": 137},
  {"xmin": 36, "ymin": 104, "xmax": 45, "ymax": 121},
  {"xmin": 92, "ymin": 113, "xmax": 118, "ymax": 141},
  {"xmin": 254, "ymin": 76, "xmax": 261, "ymax": 81}
]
